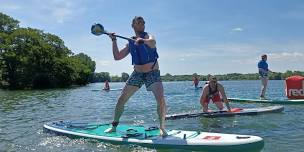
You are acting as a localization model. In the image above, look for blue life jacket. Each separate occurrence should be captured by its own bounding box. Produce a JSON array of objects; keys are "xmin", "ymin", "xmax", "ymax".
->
[
  {"xmin": 258, "ymin": 60, "xmax": 268, "ymax": 77},
  {"xmin": 128, "ymin": 32, "xmax": 159, "ymax": 65}
]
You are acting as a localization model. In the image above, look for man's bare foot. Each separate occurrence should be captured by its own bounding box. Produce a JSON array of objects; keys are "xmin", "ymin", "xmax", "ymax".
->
[
  {"xmin": 160, "ymin": 128, "xmax": 168, "ymax": 137},
  {"xmin": 104, "ymin": 127, "xmax": 116, "ymax": 133}
]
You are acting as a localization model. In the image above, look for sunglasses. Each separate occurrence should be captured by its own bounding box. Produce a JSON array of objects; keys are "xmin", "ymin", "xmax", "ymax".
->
[{"xmin": 134, "ymin": 20, "xmax": 145, "ymax": 25}]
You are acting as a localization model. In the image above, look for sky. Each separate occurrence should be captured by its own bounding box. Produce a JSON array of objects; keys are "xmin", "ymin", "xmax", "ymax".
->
[{"xmin": 1, "ymin": 0, "xmax": 304, "ymax": 76}]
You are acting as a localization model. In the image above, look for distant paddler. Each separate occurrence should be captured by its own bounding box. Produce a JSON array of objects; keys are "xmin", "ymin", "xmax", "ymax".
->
[
  {"xmin": 103, "ymin": 80, "xmax": 110, "ymax": 91},
  {"xmin": 192, "ymin": 73, "xmax": 200, "ymax": 88},
  {"xmin": 258, "ymin": 54, "xmax": 272, "ymax": 100}
]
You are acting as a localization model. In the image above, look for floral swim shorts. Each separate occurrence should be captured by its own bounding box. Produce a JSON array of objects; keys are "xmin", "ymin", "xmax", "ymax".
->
[{"xmin": 126, "ymin": 70, "xmax": 161, "ymax": 90}]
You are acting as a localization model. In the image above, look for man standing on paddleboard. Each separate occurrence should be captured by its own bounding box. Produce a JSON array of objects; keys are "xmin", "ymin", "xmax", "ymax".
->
[
  {"xmin": 258, "ymin": 54, "xmax": 272, "ymax": 100},
  {"xmin": 105, "ymin": 16, "xmax": 167, "ymax": 136}
]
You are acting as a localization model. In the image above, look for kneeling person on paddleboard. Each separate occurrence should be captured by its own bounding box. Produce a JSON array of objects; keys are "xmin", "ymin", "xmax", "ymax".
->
[
  {"xmin": 200, "ymin": 75, "xmax": 231, "ymax": 113},
  {"xmin": 104, "ymin": 16, "xmax": 167, "ymax": 136}
]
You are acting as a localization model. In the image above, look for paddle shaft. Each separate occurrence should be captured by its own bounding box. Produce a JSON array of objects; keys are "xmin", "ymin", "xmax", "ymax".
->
[{"xmin": 103, "ymin": 32, "xmax": 134, "ymax": 41}]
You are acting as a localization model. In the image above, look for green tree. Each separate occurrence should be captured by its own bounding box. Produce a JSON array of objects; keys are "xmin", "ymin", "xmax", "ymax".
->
[
  {"xmin": 0, "ymin": 12, "xmax": 97, "ymax": 89},
  {"xmin": 92, "ymin": 72, "xmax": 111, "ymax": 82},
  {"xmin": 51, "ymin": 57, "xmax": 77, "ymax": 87},
  {"xmin": 73, "ymin": 53, "xmax": 95, "ymax": 72},
  {"xmin": 0, "ymin": 12, "xmax": 19, "ymax": 33},
  {"xmin": 72, "ymin": 53, "xmax": 96, "ymax": 84}
]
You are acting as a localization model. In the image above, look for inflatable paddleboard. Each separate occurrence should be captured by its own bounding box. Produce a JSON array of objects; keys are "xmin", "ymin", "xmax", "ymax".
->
[
  {"xmin": 43, "ymin": 121, "xmax": 264, "ymax": 152},
  {"xmin": 228, "ymin": 98, "xmax": 304, "ymax": 104},
  {"xmin": 166, "ymin": 106, "xmax": 284, "ymax": 120}
]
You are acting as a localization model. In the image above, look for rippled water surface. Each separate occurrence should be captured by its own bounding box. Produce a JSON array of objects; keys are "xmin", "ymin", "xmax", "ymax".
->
[{"xmin": 0, "ymin": 80, "xmax": 303, "ymax": 152}]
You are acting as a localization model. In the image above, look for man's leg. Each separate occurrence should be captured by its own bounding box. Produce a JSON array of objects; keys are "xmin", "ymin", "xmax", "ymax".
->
[
  {"xmin": 260, "ymin": 77, "xmax": 268, "ymax": 98},
  {"xmin": 149, "ymin": 82, "xmax": 167, "ymax": 136},
  {"xmin": 105, "ymin": 85, "xmax": 139, "ymax": 133}
]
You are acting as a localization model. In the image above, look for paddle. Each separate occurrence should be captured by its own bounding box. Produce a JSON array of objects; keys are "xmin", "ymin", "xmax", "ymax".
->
[{"xmin": 91, "ymin": 23, "xmax": 134, "ymax": 41}]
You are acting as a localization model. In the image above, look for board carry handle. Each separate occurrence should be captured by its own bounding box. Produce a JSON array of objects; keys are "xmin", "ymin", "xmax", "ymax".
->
[
  {"xmin": 145, "ymin": 126, "xmax": 159, "ymax": 131},
  {"xmin": 119, "ymin": 128, "xmax": 143, "ymax": 138},
  {"xmin": 236, "ymin": 136, "xmax": 251, "ymax": 139}
]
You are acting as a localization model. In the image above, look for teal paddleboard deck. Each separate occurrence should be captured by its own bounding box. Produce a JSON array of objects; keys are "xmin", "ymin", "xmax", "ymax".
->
[
  {"xmin": 228, "ymin": 98, "xmax": 304, "ymax": 104},
  {"xmin": 166, "ymin": 106, "xmax": 284, "ymax": 120},
  {"xmin": 44, "ymin": 121, "xmax": 264, "ymax": 152}
]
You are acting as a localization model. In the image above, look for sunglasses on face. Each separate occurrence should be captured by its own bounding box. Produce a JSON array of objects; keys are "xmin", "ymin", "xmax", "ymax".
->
[
  {"xmin": 210, "ymin": 77, "xmax": 217, "ymax": 80},
  {"xmin": 134, "ymin": 20, "xmax": 145, "ymax": 25}
]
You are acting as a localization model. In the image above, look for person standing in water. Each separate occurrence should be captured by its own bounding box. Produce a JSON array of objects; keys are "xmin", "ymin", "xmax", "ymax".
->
[
  {"xmin": 258, "ymin": 54, "xmax": 272, "ymax": 100},
  {"xmin": 105, "ymin": 16, "xmax": 167, "ymax": 136}
]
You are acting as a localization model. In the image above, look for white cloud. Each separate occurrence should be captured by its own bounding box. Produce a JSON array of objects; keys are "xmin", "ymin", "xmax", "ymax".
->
[
  {"xmin": 269, "ymin": 52, "xmax": 304, "ymax": 61},
  {"xmin": 161, "ymin": 42, "xmax": 262, "ymax": 63},
  {"xmin": 1, "ymin": 0, "xmax": 88, "ymax": 24},
  {"xmin": 0, "ymin": 3, "xmax": 21, "ymax": 10},
  {"xmin": 96, "ymin": 60, "xmax": 111, "ymax": 66},
  {"xmin": 41, "ymin": 0, "xmax": 87, "ymax": 24},
  {"xmin": 231, "ymin": 27, "xmax": 243, "ymax": 32},
  {"xmin": 231, "ymin": 58, "xmax": 257, "ymax": 65}
]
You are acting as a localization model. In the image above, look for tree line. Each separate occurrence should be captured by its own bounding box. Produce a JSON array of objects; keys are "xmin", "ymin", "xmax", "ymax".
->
[
  {"xmin": 91, "ymin": 72, "xmax": 129, "ymax": 82},
  {"xmin": 0, "ymin": 12, "xmax": 95, "ymax": 89},
  {"xmin": 161, "ymin": 71, "xmax": 304, "ymax": 82},
  {"xmin": 94, "ymin": 70, "xmax": 304, "ymax": 83}
]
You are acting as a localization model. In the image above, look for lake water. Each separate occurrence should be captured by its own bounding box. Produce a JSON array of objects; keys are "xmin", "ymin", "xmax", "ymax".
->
[{"xmin": 0, "ymin": 80, "xmax": 303, "ymax": 152}]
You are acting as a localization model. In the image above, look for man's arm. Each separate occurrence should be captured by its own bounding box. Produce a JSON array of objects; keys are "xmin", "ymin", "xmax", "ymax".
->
[
  {"xmin": 108, "ymin": 33, "xmax": 130, "ymax": 60},
  {"xmin": 267, "ymin": 68, "xmax": 272, "ymax": 73},
  {"xmin": 218, "ymin": 84, "xmax": 231, "ymax": 112},
  {"xmin": 200, "ymin": 86, "xmax": 209, "ymax": 112},
  {"xmin": 112, "ymin": 41, "xmax": 130, "ymax": 60},
  {"xmin": 136, "ymin": 33, "xmax": 156, "ymax": 48}
]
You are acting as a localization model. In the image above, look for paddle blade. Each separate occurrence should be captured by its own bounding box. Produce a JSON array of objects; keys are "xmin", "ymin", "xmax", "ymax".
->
[{"xmin": 91, "ymin": 23, "xmax": 106, "ymax": 36}]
